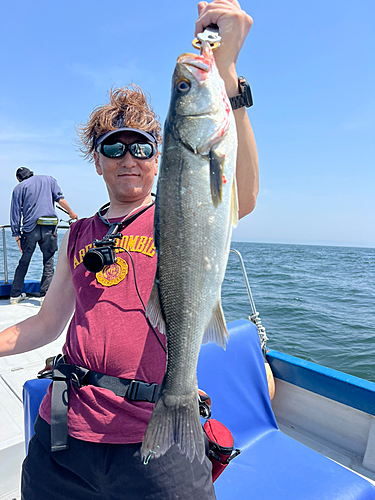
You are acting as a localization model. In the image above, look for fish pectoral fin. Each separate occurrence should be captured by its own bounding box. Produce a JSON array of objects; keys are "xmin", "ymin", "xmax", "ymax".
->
[
  {"xmin": 202, "ymin": 301, "xmax": 228, "ymax": 349},
  {"xmin": 231, "ymin": 177, "xmax": 239, "ymax": 228},
  {"xmin": 145, "ymin": 282, "xmax": 166, "ymax": 335},
  {"xmin": 209, "ymin": 150, "xmax": 224, "ymax": 208}
]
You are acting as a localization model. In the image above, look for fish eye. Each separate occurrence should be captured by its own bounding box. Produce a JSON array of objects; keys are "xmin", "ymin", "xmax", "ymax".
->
[{"xmin": 176, "ymin": 80, "xmax": 191, "ymax": 93}]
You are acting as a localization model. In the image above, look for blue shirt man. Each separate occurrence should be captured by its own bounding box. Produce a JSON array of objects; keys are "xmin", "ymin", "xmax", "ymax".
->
[{"xmin": 9, "ymin": 167, "xmax": 77, "ymax": 304}]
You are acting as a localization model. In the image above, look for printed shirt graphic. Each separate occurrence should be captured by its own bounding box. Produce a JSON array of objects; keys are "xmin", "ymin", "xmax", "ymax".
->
[{"xmin": 39, "ymin": 205, "xmax": 167, "ymax": 444}]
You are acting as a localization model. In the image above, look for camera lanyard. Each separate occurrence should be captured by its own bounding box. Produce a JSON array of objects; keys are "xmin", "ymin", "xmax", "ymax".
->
[{"xmin": 97, "ymin": 200, "xmax": 155, "ymax": 235}]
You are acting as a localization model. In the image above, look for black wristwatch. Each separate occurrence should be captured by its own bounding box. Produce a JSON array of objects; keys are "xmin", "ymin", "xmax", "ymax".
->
[{"xmin": 229, "ymin": 77, "xmax": 253, "ymax": 110}]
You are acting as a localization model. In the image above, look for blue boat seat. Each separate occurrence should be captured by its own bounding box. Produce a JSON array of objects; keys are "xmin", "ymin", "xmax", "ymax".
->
[
  {"xmin": 23, "ymin": 320, "xmax": 375, "ymax": 499},
  {"xmin": 197, "ymin": 319, "xmax": 375, "ymax": 499},
  {"xmin": 23, "ymin": 378, "xmax": 51, "ymax": 453}
]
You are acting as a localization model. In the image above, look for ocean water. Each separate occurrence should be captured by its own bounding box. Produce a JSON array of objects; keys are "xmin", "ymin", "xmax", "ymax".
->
[
  {"xmin": 1, "ymin": 229, "xmax": 374, "ymax": 383},
  {"xmin": 224, "ymin": 241, "xmax": 375, "ymax": 383}
]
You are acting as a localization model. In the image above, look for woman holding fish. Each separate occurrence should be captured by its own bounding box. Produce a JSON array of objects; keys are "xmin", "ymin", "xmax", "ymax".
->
[{"xmin": 0, "ymin": 1, "xmax": 258, "ymax": 498}]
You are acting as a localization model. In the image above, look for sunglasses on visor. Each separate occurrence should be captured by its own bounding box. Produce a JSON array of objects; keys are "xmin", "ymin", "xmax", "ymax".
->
[{"xmin": 98, "ymin": 141, "xmax": 157, "ymax": 159}]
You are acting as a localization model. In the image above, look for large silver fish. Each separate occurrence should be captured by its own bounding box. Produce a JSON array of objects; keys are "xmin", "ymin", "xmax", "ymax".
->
[{"xmin": 141, "ymin": 41, "xmax": 238, "ymax": 464}]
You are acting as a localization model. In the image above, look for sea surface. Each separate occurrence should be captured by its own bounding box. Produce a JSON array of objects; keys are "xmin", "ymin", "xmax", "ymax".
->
[{"xmin": 1, "ymin": 229, "xmax": 374, "ymax": 383}]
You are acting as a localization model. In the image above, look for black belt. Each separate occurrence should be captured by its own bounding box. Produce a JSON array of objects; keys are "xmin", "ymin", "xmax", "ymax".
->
[{"xmin": 38, "ymin": 355, "xmax": 160, "ymax": 452}]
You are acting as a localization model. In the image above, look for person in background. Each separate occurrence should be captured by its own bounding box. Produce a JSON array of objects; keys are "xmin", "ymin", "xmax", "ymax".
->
[
  {"xmin": 0, "ymin": 0, "xmax": 258, "ymax": 498},
  {"xmin": 9, "ymin": 167, "xmax": 78, "ymax": 304}
]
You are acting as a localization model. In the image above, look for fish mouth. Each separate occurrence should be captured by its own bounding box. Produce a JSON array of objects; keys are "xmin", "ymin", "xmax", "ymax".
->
[
  {"xmin": 177, "ymin": 43, "xmax": 214, "ymax": 79},
  {"xmin": 177, "ymin": 52, "xmax": 211, "ymax": 73}
]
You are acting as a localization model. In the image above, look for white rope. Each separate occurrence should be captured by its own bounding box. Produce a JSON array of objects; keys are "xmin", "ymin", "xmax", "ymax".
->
[{"xmin": 249, "ymin": 311, "xmax": 268, "ymax": 355}]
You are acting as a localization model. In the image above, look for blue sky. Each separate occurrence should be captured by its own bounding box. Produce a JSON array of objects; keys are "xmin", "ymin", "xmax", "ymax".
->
[{"xmin": 1, "ymin": 0, "xmax": 374, "ymax": 248}]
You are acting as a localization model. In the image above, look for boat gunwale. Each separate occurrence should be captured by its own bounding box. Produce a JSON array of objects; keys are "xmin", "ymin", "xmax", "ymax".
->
[{"xmin": 267, "ymin": 349, "xmax": 375, "ymax": 417}]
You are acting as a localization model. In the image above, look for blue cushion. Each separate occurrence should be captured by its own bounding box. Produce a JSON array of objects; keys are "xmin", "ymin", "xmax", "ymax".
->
[
  {"xmin": 23, "ymin": 378, "xmax": 51, "ymax": 453},
  {"xmin": 197, "ymin": 319, "xmax": 375, "ymax": 499}
]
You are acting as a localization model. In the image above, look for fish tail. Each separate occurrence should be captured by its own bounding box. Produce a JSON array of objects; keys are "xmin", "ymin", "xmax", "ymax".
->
[{"xmin": 140, "ymin": 391, "xmax": 205, "ymax": 464}]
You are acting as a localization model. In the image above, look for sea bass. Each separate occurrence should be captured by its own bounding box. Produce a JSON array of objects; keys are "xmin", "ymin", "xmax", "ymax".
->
[{"xmin": 141, "ymin": 41, "xmax": 238, "ymax": 464}]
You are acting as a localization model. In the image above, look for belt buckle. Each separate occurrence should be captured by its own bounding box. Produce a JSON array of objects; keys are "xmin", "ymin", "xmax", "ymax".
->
[
  {"xmin": 127, "ymin": 380, "xmax": 158, "ymax": 403},
  {"xmin": 37, "ymin": 367, "xmax": 53, "ymax": 379},
  {"xmin": 71, "ymin": 372, "xmax": 81, "ymax": 388},
  {"xmin": 71, "ymin": 366, "xmax": 90, "ymax": 389},
  {"xmin": 38, "ymin": 354, "xmax": 64, "ymax": 379}
]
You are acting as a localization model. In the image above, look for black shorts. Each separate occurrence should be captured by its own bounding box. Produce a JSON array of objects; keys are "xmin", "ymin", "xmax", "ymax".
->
[{"xmin": 21, "ymin": 416, "xmax": 216, "ymax": 500}]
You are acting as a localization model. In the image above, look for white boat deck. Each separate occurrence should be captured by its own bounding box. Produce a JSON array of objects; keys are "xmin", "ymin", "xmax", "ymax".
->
[{"xmin": 0, "ymin": 297, "xmax": 67, "ymax": 500}]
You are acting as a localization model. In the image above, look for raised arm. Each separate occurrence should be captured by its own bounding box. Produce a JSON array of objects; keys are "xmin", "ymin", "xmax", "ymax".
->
[
  {"xmin": 196, "ymin": 0, "xmax": 259, "ymax": 218},
  {"xmin": 0, "ymin": 230, "xmax": 75, "ymax": 356}
]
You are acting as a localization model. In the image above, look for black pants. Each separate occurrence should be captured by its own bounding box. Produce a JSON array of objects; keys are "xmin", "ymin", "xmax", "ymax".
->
[
  {"xmin": 11, "ymin": 225, "xmax": 58, "ymax": 297},
  {"xmin": 21, "ymin": 416, "xmax": 216, "ymax": 500}
]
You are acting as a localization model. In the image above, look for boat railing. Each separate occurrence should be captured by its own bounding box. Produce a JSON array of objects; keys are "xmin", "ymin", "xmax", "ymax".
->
[
  {"xmin": 0, "ymin": 224, "xmax": 70, "ymax": 284},
  {"xmin": 1, "ymin": 225, "xmax": 10, "ymax": 284},
  {"xmin": 229, "ymin": 249, "xmax": 268, "ymax": 354}
]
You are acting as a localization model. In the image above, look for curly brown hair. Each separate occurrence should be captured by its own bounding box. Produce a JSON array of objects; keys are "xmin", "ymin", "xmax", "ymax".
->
[{"xmin": 76, "ymin": 85, "xmax": 162, "ymax": 162}]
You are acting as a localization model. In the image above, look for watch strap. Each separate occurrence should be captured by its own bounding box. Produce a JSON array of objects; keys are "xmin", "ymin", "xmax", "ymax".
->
[{"xmin": 229, "ymin": 77, "xmax": 253, "ymax": 110}]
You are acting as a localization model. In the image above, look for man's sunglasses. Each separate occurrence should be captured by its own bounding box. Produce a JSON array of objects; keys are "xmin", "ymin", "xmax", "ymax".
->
[{"xmin": 98, "ymin": 141, "xmax": 157, "ymax": 159}]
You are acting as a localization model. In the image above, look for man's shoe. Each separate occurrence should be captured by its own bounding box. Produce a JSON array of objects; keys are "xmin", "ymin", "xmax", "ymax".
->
[{"xmin": 10, "ymin": 293, "xmax": 26, "ymax": 305}]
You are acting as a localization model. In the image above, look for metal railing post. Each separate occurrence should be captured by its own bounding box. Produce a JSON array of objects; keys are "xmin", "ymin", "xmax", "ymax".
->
[
  {"xmin": 229, "ymin": 249, "xmax": 256, "ymax": 315},
  {"xmin": 229, "ymin": 248, "xmax": 268, "ymax": 354},
  {"xmin": 2, "ymin": 226, "xmax": 9, "ymax": 283}
]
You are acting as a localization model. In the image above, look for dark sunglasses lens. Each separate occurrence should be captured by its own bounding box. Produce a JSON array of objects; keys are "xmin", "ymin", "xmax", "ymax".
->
[
  {"xmin": 100, "ymin": 141, "xmax": 155, "ymax": 159},
  {"xmin": 129, "ymin": 143, "xmax": 154, "ymax": 158},
  {"xmin": 101, "ymin": 142, "xmax": 126, "ymax": 158}
]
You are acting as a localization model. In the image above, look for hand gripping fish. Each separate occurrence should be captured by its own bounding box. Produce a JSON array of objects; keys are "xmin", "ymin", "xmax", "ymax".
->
[{"xmin": 141, "ymin": 41, "xmax": 238, "ymax": 464}]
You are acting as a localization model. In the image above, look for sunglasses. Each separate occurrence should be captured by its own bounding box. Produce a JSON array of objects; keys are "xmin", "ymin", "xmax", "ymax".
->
[{"xmin": 98, "ymin": 141, "xmax": 157, "ymax": 160}]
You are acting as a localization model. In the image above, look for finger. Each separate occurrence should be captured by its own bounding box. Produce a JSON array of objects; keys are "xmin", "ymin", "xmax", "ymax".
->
[
  {"xmin": 197, "ymin": 1, "xmax": 208, "ymax": 16},
  {"xmin": 195, "ymin": 0, "xmax": 242, "ymax": 35},
  {"xmin": 200, "ymin": 0, "xmax": 241, "ymax": 13},
  {"xmin": 215, "ymin": 0, "xmax": 242, "ymax": 9},
  {"xmin": 195, "ymin": 5, "xmax": 228, "ymax": 36},
  {"xmin": 195, "ymin": 7, "xmax": 234, "ymax": 37}
]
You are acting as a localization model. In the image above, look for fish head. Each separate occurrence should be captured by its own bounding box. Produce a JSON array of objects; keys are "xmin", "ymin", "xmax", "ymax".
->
[{"xmin": 167, "ymin": 42, "xmax": 232, "ymax": 155}]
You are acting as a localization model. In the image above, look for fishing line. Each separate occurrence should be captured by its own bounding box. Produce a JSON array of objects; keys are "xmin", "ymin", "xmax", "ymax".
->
[{"xmin": 115, "ymin": 246, "xmax": 167, "ymax": 354}]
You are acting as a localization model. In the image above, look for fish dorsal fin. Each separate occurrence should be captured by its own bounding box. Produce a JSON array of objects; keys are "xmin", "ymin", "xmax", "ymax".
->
[
  {"xmin": 231, "ymin": 176, "xmax": 239, "ymax": 228},
  {"xmin": 146, "ymin": 281, "xmax": 166, "ymax": 335},
  {"xmin": 209, "ymin": 150, "xmax": 224, "ymax": 208},
  {"xmin": 202, "ymin": 300, "xmax": 228, "ymax": 350}
]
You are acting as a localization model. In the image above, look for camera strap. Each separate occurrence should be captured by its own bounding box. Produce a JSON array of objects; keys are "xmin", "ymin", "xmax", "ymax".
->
[
  {"xmin": 97, "ymin": 198, "xmax": 155, "ymax": 232},
  {"xmin": 90, "ymin": 202, "xmax": 156, "ymax": 253}
]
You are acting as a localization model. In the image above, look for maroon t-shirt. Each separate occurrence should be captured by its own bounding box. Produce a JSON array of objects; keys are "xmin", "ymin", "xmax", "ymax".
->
[{"xmin": 39, "ymin": 205, "xmax": 166, "ymax": 443}]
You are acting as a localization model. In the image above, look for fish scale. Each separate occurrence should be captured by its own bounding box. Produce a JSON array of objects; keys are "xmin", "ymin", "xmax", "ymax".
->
[{"xmin": 141, "ymin": 41, "xmax": 238, "ymax": 464}]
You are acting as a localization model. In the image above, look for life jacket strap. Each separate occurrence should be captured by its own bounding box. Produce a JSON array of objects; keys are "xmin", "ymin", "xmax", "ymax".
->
[{"xmin": 38, "ymin": 354, "xmax": 160, "ymax": 452}]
